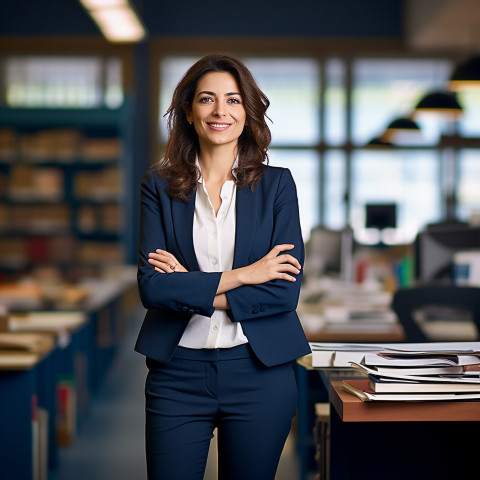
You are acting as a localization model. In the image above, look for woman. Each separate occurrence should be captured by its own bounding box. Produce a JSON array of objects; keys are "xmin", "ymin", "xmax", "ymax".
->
[{"xmin": 135, "ymin": 53, "xmax": 311, "ymax": 480}]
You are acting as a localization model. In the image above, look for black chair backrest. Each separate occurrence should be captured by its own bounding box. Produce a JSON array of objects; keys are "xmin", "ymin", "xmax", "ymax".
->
[{"xmin": 391, "ymin": 286, "xmax": 480, "ymax": 343}]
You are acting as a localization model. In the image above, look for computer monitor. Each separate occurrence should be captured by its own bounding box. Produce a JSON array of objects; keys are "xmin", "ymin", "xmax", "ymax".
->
[
  {"xmin": 304, "ymin": 226, "xmax": 353, "ymax": 281},
  {"xmin": 365, "ymin": 203, "xmax": 397, "ymax": 230},
  {"xmin": 415, "ymin": 224, "xmax": 480, "ymax": 284}
]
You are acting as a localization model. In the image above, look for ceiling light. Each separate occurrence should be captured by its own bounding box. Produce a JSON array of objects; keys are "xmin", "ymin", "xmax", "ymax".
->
[
  {"xmin": 366, "ymin": 136, "xmax": 394, "ymax": 148},
  {"xmin": 79, "ymin": 0, "xmax": 146, "ymax": 43},
  {"xmin": 385, "ymin": 117, "xmax": 423, "ymax": 145},
  {"xmin": 80, "ymin": 0, "xmax": 127, "ymax": 8},
  {"xmin": 386, "ymin": 117, "xmax": 420, "ymax": 131},
  {"xmin": 413, "ymin": 91, "xmax": 463, "ymax": 120},
  {"xmin": 449, "ymin": 55, "xmax": 480, "ymax": 91}
]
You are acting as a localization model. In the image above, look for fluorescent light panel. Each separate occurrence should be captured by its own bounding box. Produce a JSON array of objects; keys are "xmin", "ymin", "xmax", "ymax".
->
[
  {"xmin": 79, "ymin": 0, "xmax": 146, "ymax": 43},
  {"xmin": 80, "ymin": 0, "xmax": 127, "ymax": 8}
]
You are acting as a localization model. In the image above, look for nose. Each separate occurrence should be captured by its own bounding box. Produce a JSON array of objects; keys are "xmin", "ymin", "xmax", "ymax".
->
[{"xmin": 213, "ymin": 102, "xmax": 226, "ymax": 117}]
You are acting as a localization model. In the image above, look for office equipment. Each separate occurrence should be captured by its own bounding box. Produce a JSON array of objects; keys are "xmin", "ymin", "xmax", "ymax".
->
[
  {"xmin": 415, "ymin": 224, "xmax": 480, "ymax": 284},
  {"xmin": 454, "ymin": 250, "xmax": 480, "ymax": 286},
  {"xmin": 304, "ymin": 226, "xmax": 353, "ymax": 281},
  {"xmin": 391, "ymin": 285, "xmax": 480, "ymax": 342},
  {"xmin": 365, "ymin": 203, "xmax": 397, "ymax": 230}
]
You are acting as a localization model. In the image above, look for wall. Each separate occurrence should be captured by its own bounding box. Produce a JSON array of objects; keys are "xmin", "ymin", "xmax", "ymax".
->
[{"xmin": 0, "ymin": 0, "xmax": 404, "ymax": 38}]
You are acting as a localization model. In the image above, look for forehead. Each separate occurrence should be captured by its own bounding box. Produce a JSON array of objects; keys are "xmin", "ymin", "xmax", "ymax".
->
[{"xmin": 195, "ymin": 71, "xmax": 240, "ymax": 93}]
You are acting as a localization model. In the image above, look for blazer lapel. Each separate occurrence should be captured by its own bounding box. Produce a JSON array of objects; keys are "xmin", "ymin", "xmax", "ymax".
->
[
  {"xmin": 233, "ymin": 186, "xmax": 257, "ymax": 269},
  {"xmin": 171, "ymin": 194, "xmax": 200, "ymax": 271}
]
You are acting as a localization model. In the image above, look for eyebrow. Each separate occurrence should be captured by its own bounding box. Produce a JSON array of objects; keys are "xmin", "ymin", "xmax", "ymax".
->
[{"xmin": 197, "ymin": 91, "xmax": 241, "ymax": 97}]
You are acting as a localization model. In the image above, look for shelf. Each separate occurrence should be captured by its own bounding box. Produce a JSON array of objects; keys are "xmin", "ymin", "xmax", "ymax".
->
[
  {"xmin": 0, "ymin": 107, "xmax": 125, "ymax": 129},
  {"xmin": 0, "ymin": 106, "xmax": 129, "ymax": 280},
  {"xmin": 0, "ymin": 158, "xmax": 119, "ymax": 167}
]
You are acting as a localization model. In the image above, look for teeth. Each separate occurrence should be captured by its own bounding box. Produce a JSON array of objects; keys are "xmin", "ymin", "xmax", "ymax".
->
[{"xmin": 209, "ymin": 123, "xmax": 230, "ymax": 128}]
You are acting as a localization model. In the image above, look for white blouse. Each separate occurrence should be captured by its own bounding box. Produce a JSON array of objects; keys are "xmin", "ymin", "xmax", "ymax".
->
[{"xmin": 178, "ymin": 161, "xmax": 248, "ymax": 349}]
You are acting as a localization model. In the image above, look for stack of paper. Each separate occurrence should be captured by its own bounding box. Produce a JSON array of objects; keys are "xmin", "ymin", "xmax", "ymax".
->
[
  {"xmin": 341, "ymin": 346, "xmax": 480, "ymax": 401},
  {"xmin": 310, "ymin": 341, "xmax": 480, "ymax": 368}
]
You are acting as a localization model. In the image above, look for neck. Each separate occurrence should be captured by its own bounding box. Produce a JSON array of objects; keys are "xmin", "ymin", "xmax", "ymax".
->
[{"xmin": 198, "ymin": 145, "xmax": 237, "ymax": 184}]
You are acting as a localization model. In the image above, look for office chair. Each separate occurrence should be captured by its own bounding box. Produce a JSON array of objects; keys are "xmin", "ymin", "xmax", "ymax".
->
[{"xmin": 391, "ymin": 285, "xmax": 480, "ymax": 343}]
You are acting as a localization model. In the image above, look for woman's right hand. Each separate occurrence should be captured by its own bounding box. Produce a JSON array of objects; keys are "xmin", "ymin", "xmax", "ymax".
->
[{"xmin": 240, "ymin": 244, "xmax": 301, "ymax": 285}]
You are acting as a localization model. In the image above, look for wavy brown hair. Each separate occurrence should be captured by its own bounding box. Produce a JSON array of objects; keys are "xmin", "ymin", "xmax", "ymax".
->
[{"xmin": 157, "ymin": 54, "xmax": 271, "ymax": 201}]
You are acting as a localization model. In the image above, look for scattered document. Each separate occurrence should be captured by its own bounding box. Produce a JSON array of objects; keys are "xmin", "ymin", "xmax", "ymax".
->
[
  {"xmin": 309, "ymin": 341, "xmax": 480, "ymax": 368},
  {"xmin": 342, "ymin": 379, "xmax": 480, "ymax": 402}
]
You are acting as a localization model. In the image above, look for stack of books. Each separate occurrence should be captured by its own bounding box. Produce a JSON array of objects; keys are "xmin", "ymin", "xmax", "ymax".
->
[{"xmin": 342, "ymin": 346, "xmax": 480, "ymax": 401}]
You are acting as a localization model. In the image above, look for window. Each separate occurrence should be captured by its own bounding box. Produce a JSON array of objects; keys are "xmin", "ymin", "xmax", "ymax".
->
[
  {"xmin": 457, "ymin": 149, "xmax": 480, "ymax": 221},
  {"xmin": 352, "ymin": 59, "xmax": 452, "ymax": 145},
  {"xmin": 350, "ymin": 149, "xmax": 441, "ymax": 244},
  {"xmin": 158, "ymin": 53, "xmax": 479, "ymax": 244},
  {"xmin": 268, "ymin": 149, "xmax": 320, "ymax": 238},
  {"xmin": 323, "ymin": 150, "xmax": 347, "ymax": 230},
  {"xmin": 4, "ymin": 56, "xmax": 123, "ymax": 108},
  {"xmin": 324, "ymin": 59, "xmax": 346, "ymax": 146},
  {"xmin": 244, "ymin": 58, "xmax": 320, "ymax": 146}
]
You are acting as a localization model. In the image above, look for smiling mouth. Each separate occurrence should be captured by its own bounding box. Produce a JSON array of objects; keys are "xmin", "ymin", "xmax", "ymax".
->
[{"xmin": 207, "ymin": 123, "xmax": 232, "ymax": 130}]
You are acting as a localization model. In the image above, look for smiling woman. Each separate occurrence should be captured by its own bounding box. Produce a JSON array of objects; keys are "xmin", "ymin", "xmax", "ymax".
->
[
  {"xmin": 158, "ymin": 54, "xmax": 271, "ymax": 202},
  {"xmin": 135, "ymin": 54, "xmax": 310, "ymax": 480},
  {"xmin": 185, "ymin": 71, "xmax": 247, "ymax": 153}
]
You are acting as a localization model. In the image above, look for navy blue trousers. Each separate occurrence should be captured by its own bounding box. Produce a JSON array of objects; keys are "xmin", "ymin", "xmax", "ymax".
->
[{"xmin": 144, "ymin": 344, "xmax": 297, "ymax": 480}]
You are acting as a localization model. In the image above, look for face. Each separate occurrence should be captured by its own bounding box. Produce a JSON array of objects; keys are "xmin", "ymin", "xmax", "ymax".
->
[{"xmin": 186, "ymin": 71, "xmax": 247, "ymax": 151}]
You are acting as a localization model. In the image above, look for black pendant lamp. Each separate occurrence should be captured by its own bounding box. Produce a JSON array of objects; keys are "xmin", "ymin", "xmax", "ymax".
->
[
  {"xmin": 449, "ymin": 56, "xmax": 480, "ymax": 91},
  {"xmin": 385, "ymin": 116, "xmax": 422, "ymax": 144},
  {"xmin": 366, "ymin": 136, "xmax": 394, "ymax": 147},
  {"xmin": 414, "ymin": 91, "xmax": 463, "ymax": 119},
  {"xmin": 386, "ymin": 117, "xmax": 420, "ymax": 131}
]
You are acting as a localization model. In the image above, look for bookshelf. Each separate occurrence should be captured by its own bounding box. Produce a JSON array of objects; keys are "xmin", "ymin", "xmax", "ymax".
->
[{"xmin": 0, "ymin": 106, "xmax": 131, "ymax": 282}]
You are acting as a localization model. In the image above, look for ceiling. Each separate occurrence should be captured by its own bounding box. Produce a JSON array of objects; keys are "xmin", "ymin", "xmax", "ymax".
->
[{"xmin": 406, "ymin": 0, "xmax": 480, "ymax": 51}]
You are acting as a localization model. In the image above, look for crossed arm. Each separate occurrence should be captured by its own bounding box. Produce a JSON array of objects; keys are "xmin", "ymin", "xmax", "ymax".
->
[
  {"xmin": 148, "ymin": 243, "xmax": 302, "ymax": 310},
  {"xmin": 139, "ymin": 167, "xmax": 304, "ymax": 319}
]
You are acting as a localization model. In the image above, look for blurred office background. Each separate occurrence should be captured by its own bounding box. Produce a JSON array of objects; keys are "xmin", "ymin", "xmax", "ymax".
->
[{"xmin": 1, "ymin": 1, "xmax": 480, "ymax": 479}]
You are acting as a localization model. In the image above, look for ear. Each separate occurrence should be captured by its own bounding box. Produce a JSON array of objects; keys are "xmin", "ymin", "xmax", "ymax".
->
[{"xmin": 183, "ymin": 103, "xmax": 192, "ymax": 123}]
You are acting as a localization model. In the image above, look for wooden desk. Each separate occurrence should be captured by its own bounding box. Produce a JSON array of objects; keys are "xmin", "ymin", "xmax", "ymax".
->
[
  {"xmin": 328, "ymin": 381, "xmax": 480, "ymax": 480},
  {"xmin": 330, "ymin": 380, "xmax": 480, "ymax": 422}
]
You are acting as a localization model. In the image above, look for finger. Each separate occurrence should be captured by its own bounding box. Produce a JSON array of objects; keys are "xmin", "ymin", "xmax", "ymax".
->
[
  {"xmin": 268, "ymin": 244, "xmax": 294, "ymax": 258},
  {"xmin": 278, "ymin": 272, "xmax": 297, "ymax": 282},
  {"xmin": 149, "ymin": 253, "xmax": 177, "ymax": 271},
  {"xmin": 148, "ymin": 258, "xmax": 175, "ymax": 272},
  {"xmin": 156, "ymin": 249, "xmax": 178, "ymax": 263},
  {"xmin": 277, "ymin": 264, "xmax": 301, "ymax": 275},
  {"xmin": 285, "ymin": 255, "xmax": 302, "ymax": 269},
  {"xmin": 275, "ymin": 254, "xmax": 301, "ymax": 269}
]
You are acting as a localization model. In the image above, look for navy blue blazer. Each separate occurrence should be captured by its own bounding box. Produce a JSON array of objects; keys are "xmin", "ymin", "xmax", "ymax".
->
[{"xmin": 134, "ymin": 165, "xmax": 311, "ymax": 367}]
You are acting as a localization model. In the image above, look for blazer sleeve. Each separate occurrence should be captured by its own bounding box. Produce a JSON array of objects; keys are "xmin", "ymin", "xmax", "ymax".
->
[
  {"xmin": 137, "ymin": 170, "xmax": 222, "ymax": 317},
  {"xmin": 225, "ymin": 168, "xmax": 305, "ymax": 322}
]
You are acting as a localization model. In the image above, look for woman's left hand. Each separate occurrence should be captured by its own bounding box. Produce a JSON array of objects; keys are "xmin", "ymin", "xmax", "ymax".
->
[{"xmin": 148, "ymin": 249, "xmax": 188, "ymax": 273}]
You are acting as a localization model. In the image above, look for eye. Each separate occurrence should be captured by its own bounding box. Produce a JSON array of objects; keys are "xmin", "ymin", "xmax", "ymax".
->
[
  {"xmin": 199, "ymin": 96, "xmax": 213, "ymax": 103},
  {"xmin": 228, "ymin": 97, "xmax": 241, "ymax": 104}
]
